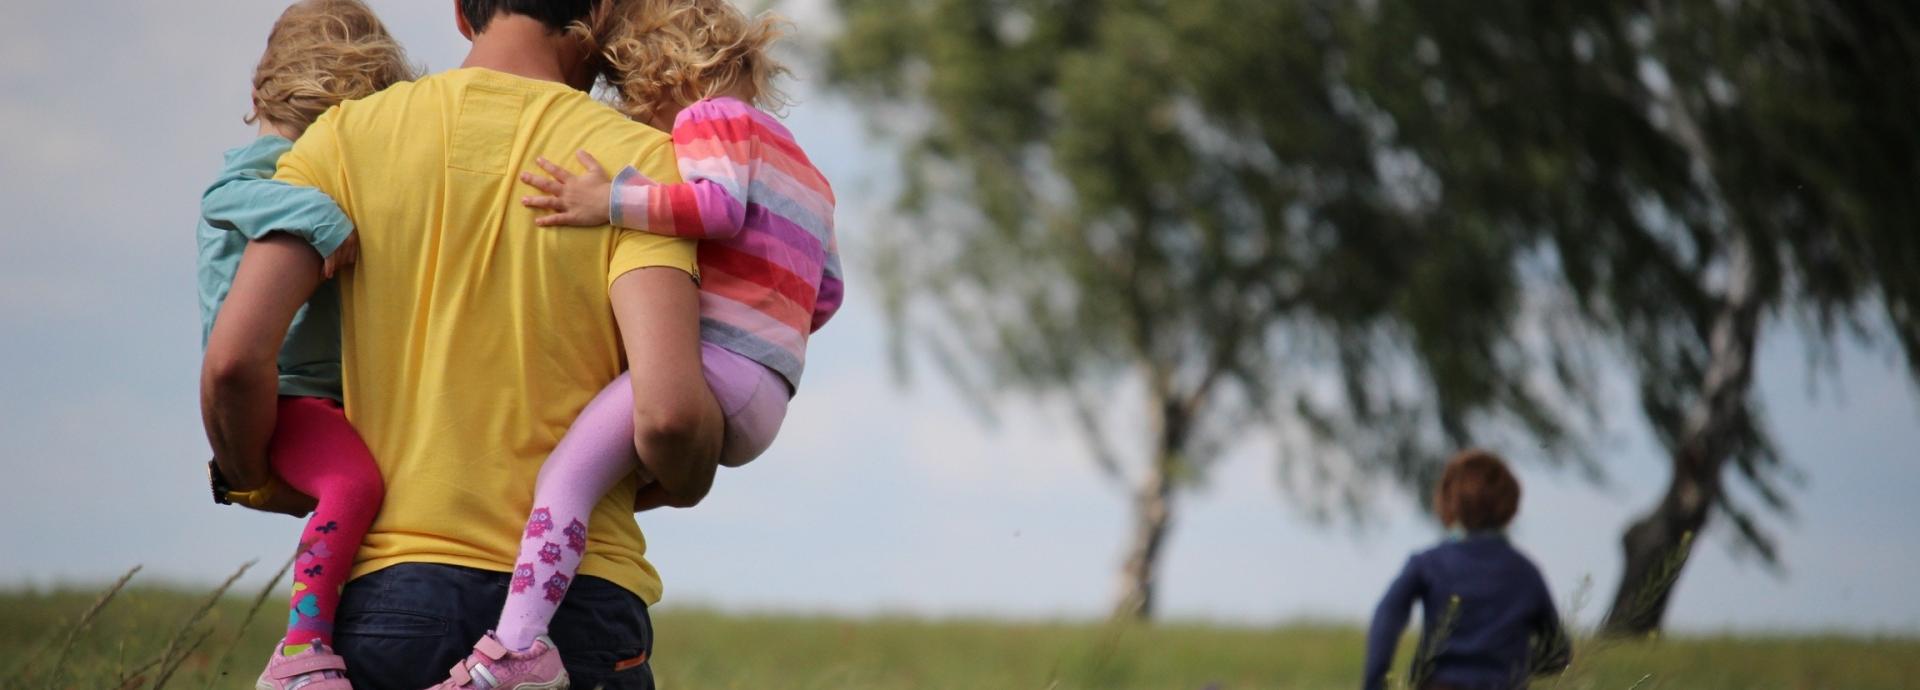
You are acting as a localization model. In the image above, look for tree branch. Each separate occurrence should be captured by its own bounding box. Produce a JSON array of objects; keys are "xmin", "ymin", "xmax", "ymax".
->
[{"xmin": 1068, "ymin": 387, "xmax": 1134, "ymax": 487}]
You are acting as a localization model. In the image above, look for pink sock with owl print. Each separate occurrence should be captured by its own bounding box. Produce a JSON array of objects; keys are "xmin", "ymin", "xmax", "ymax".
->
[
  {"xmin": 496, "ymin": 374, "xmax": 646, "ymax": 653},
  {"xmin": 268, "ymin": 396, "xmax": 385, "ymax": 652}
]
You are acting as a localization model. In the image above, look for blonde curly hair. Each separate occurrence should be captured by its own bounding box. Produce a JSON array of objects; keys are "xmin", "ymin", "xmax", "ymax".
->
[
  {"xmin": 598, "ymin": 0, "xmax": 791, "ymax": 126},
  {"xmin": 247, "ymin": 0, "xmax": 416, "ymax": 136}
]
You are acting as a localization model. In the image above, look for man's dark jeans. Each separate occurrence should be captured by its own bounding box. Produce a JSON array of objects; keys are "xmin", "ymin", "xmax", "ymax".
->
[{"xmin": 335, "ymin": 563, "xmax": 654, "ymax": 690}]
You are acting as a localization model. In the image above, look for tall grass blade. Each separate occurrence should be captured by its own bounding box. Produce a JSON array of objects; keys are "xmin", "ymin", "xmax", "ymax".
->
[
  {"xmin": 43, "ymin": 564, "xmax": 142, "ymax": 689},
  {"xmin": 147, "ymin": 561, "xmax": 254, "ymax": 690},
  {"xmin": 1410, "ymin": 595, "xmax": 1462, "ymax": 689},
  {"xmin": 202, "ymin": 551, "xmax": 297, "ymax": 690},
  {"xmin": 150, "ymin": 628, "xmax": 214, "ymax": 690},
  {"xmin": 117, "ymin": 653, "xmax": 164, "ymax": 690}
]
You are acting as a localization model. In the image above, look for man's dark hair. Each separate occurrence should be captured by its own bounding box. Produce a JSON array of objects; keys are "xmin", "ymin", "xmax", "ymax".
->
[{"xmin": 460, "ymin": 0, "xmax": 602, "ymax": 33}]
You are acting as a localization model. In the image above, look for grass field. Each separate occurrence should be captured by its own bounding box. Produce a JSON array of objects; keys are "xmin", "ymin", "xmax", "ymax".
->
[{"xmin": 4, "ymin": 577, "xmax": 1915, "ymax": 690}]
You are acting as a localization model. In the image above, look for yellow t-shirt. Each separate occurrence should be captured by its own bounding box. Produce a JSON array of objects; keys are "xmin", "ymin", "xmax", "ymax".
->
[{"xmin": 276, "ymin": 68, "xmax": 695, "ymax": 603}]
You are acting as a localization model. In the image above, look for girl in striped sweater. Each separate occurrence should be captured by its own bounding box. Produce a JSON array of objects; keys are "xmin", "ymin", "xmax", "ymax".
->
[{"xmin": 433, "ymin": 0, "xmax": 840, "ymax": 681}]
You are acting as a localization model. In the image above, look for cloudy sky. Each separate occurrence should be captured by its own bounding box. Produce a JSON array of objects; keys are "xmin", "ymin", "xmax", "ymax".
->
[{"xmin": 1, "ymin": 0, "xmax": 1915, "ymax": 635}]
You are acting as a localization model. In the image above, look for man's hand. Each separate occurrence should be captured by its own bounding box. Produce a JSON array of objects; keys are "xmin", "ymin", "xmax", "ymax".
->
[
  {"xmin": 323, "ymin": 231, "xmax": 359, "ymax": 279},
  {"xmin": 520, "ymin": 150, "xmax": 615, "ymax": 227},
  {"xmin": 633, "ymin": 481, "xmax": 704, "ymax": 513},
  {"xmin": 223, "ymin": 473, "xmax": 320, "ymax": 517},
  {"xmin": 202, "ymin": 233, "xmax": 324, "ymax": 491}
]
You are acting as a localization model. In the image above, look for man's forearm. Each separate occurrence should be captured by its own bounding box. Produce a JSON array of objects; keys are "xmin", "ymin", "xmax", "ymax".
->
[
  {"xmin": 609, "ymin": 266, "xmax": 725, "ymax": 506},
  {"xmin": 202, "ymin": 356, "xmax": 279, "ymax": 491},
  {"xmin": 200, "ymin": 234, "xmax": 325, "ymax": 493}
]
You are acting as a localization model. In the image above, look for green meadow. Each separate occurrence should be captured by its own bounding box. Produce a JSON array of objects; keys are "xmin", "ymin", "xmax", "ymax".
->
[{"xmin": 4, "ymin": 573, "xmax": 1914, "ymax": 690}]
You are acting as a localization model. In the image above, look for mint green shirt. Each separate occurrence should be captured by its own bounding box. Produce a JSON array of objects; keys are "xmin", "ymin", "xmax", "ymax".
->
[{"xmin": 197, "ymin": 136, "xmax": 354, "ymax": 400}]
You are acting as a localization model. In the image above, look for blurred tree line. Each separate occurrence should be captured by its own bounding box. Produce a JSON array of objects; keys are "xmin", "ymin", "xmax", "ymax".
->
[{"xmin": 824, "ymin": 0, "xmax": 1919, "ymax": 633}]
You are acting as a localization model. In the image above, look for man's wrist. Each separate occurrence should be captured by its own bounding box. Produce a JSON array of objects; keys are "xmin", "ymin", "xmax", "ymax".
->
[{"xmin": 208, "ymin": 459, "xmax": 235, "ymax": 505}]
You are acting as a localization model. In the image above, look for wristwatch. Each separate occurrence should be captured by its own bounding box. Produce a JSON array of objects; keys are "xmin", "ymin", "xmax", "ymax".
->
[{"xmin": 208, "ymin": 459, "xmax": 235, "ymax": 505}]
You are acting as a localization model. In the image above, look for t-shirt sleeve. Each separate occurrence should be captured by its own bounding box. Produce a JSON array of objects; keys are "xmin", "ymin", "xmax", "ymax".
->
[
  {"xmin": 203, "ymin": 177, "xmax": 355, "ymax": 257},
  {"xmin": 608, "ymin": 230, "xmax": 697, "ymax": 288},
  {"xmin": 272, "ymin": 112, "xmax": 343, "ymax": 196},
  {"xmin": 202, "ymin": 136, "xmax": 352, "ymax": 256},
  {"xmin": 607, "ymin": 137, "xmax": 698, "ymax": 288}
]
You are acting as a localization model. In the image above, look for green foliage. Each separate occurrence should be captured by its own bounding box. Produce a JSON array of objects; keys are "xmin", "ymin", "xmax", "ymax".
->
[
  {"xmin": 828, "ymin": 0, "xmax": 1920, "ymax": 555},
  {"xmin": 1336, "ymin": 0, "xmax": 1920, "ymax": 559},
  {"xmin": 827, "ymin": 0, "xmax": 1602, "ymax": 521}
]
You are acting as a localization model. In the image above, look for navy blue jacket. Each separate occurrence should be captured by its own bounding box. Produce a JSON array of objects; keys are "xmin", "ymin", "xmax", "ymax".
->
[{"xmin": 1363, "ymin": 533, "xmax": 1570, "ymax": 690}]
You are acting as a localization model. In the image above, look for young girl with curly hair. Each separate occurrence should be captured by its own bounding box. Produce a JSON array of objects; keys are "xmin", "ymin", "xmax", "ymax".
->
[{"xmin": 197, "ymin": 1, "xmax": 413, "ymax": 688}]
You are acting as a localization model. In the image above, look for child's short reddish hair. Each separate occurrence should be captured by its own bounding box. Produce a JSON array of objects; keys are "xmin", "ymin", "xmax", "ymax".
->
[
  {"xmin": 1434, "ymin": 449, "xmax": 1521, "ymax": 531},
  {"xmin": 247, "ymin": 0, "xmax": 415, "ymax": 136}
]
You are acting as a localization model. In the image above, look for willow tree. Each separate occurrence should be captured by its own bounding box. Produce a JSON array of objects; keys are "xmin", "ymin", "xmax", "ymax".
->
[
  {"xmin": 826, "ymin": 0, "xmax": 1595, "ymax": 619},
  {"xmin": 1334, "ymin": 0, "xmax": 1920, "ymax": 633},
  {"xmin": 1588, "ymin": 0, "xmax": 1920, "ymax": 634}
]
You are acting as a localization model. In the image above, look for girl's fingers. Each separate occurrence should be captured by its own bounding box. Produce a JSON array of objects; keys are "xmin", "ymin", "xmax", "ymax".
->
[
  {"xmin": 520, "ymin": 171, "xmax": 565, "ymax": 195},
  {"xmin": 576, "ymin": 150, "xmax": 607, "ymax": 178},
  {"xmin": 537, "ymin": 212, "xmax": 589, "ymax": 227},
  {"xmin": 535, "ymin": 156, "xmax": 572, "ymax": 182},
  {"xmin": 322, "ymin": 244, "xmax": 355, "ymax": 279},
  {"xmin": 523, "ymin": 195, "xmax": 563, "ymax": 211}
]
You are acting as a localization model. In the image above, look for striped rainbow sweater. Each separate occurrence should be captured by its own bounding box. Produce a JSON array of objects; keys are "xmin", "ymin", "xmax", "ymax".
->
[{"xmin": 608, "ymin": 97, "xmax": 842, "ymax": 391}]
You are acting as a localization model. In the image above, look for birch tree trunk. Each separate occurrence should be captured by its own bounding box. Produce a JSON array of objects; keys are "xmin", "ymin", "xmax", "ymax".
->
[
  {"xmin": 1604, "ymin": 234, "xmax": 1761, "ymax": 635},
  {"xmin": 1112, "ymin": 397, "xmax": 1186, "ymax": 620}
]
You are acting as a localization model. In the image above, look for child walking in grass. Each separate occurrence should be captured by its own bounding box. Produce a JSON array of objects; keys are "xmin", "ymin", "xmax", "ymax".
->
[
  {"xmin": 197, "ymin": 2, "xmax": 412, "ymax": 687},
  {"xmin": 1364, "ymin": 450, "xmax": 1572, "ymax": 690},
  {"xmin": 423, "ymin": 0, "xmax": 842, "ymax": 687}
]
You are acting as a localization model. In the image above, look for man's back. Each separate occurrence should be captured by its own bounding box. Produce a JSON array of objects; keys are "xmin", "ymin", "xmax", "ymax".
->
[{"xmin": 276, "ymin": 67, "xmax": 695, "ymax": 602}]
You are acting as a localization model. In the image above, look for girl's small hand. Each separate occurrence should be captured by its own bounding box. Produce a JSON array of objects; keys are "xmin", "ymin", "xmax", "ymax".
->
[
  {"xmin": 520, "ymin": 150, "xmax": 614, "ymax": 227},
  {"xmin": 322, "ymin": 231, "xmax": 359, "ymax": 279}
]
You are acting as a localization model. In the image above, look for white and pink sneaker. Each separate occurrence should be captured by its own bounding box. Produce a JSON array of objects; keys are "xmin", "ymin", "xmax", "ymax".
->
[
  {"xmin": 425, "ymin": 632, "xmax": 568, "ymax": 690},
  {"xmin": 255, "ymin": 639, "xmax": 352, "ymax": 690}
]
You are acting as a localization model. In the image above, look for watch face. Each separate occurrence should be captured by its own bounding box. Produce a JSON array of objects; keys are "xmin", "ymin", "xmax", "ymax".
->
[{"xmin": 209, "ymin": 460, "xmax": 232, "ymax": 505}]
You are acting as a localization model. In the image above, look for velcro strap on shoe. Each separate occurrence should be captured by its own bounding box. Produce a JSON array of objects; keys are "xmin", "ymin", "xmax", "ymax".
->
[
  {"xmin": 448, "ymin": 660, "xmax": 474, "ymax": 686},
  {"xmin": 271, "ymin": 652, "xmax": 348, "ymax": 679},
  {"xmin": 474, "ymin": 635, "xmax": 511, "ymax": 660},
  {"xmin": 297, "ymin": 679, "xmax": 355, "ymax": 690}
]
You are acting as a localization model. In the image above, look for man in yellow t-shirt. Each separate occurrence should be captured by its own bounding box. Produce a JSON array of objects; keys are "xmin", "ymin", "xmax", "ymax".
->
[{"xmin": 199, "ymin": 2, "xmax": 723, "ymax": 688}]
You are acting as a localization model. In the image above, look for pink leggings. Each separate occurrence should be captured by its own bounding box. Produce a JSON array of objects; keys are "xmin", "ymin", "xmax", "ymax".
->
[
  {"xmin": 269, "ymin": 396, "xmax": 383, "ymax": 649},
  {"xmin": 494, "ymin": 343, "xmax": 786, "ymax": 650},
  {"xmin": 700, "ymin": 342, "xmax": 792, "ymax": 468}
]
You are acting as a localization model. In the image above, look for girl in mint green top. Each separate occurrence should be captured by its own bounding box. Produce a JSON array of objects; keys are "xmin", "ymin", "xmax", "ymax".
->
[
  {"xmin": 199, "ymin": 128, "xmax": 387, "ymax": 687},
  {"xmin": 199, "ymin": 3, "xmax": 412, "ymax": 687},
  {"xmin": 196, "ymin": 134, "xmax": 356, "ymax": 400}
]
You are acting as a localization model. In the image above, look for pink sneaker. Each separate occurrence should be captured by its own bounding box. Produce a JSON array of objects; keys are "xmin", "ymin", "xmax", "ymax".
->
[
  {"xmin": 426, "ymin": 632, "xmax": 568, "ymax": 690},
  {"xmin": 255, "ymin": 640, "xmax": 352, "ymax": 690}
]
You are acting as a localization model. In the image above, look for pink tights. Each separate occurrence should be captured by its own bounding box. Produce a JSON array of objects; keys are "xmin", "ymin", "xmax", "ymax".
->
[
  {"xmin": 270, "ymin": 396, "xmax": 384, "ymax": 649},
  {"xmin": 494, "ymin": 343, "xmax": 785, "ymax": 651}
]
